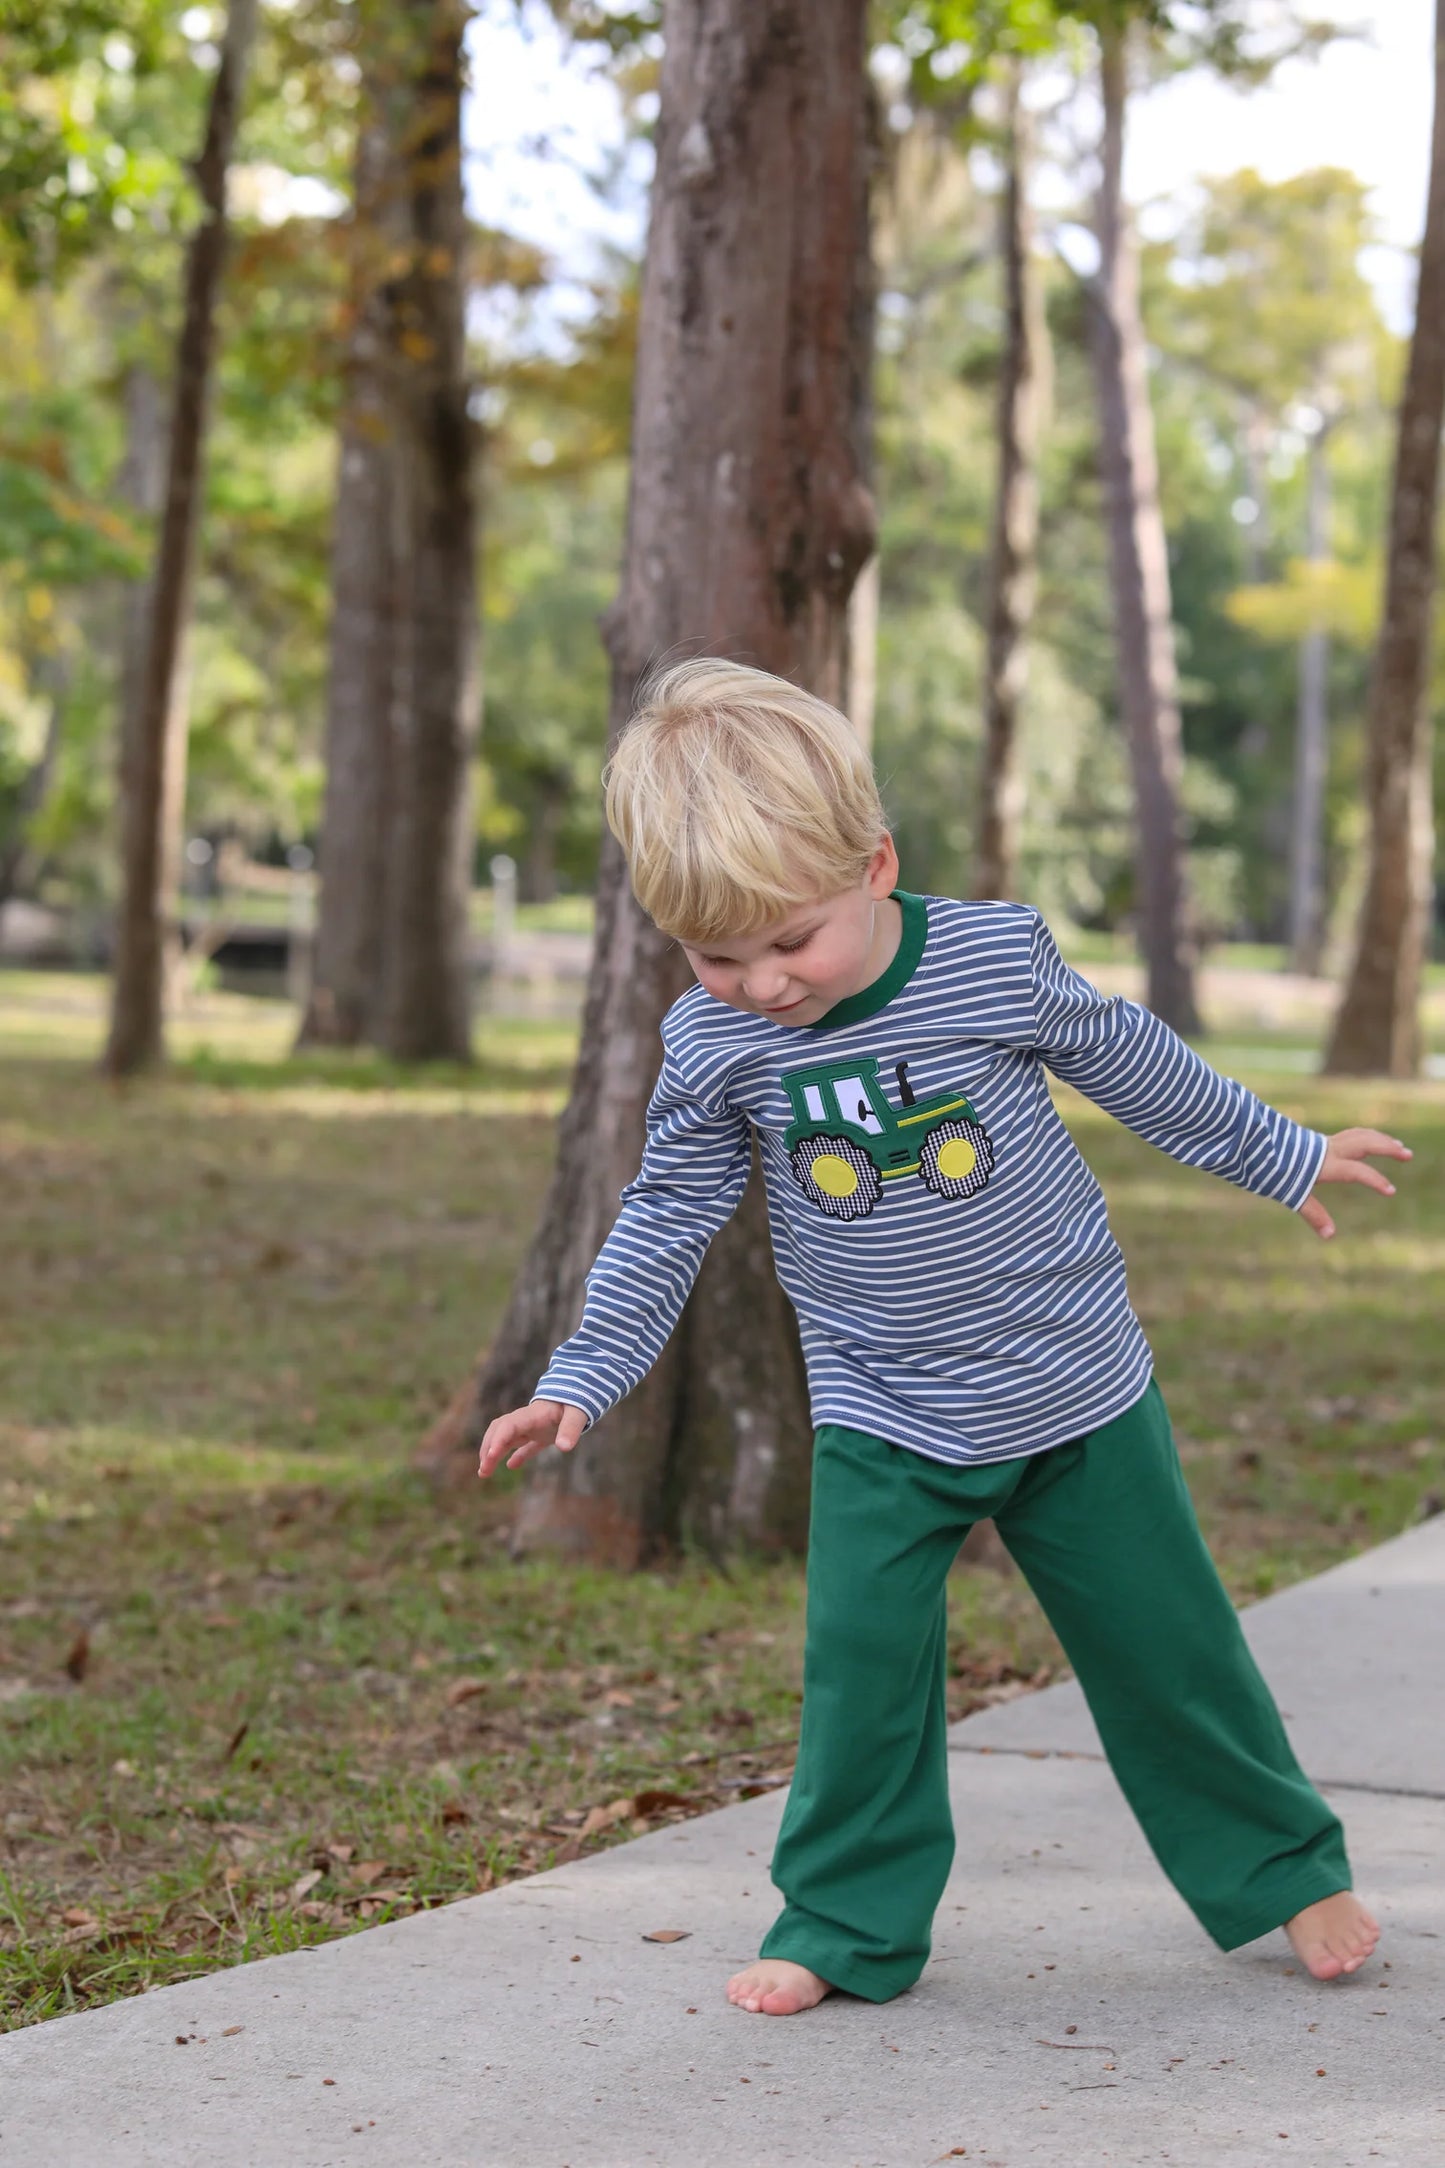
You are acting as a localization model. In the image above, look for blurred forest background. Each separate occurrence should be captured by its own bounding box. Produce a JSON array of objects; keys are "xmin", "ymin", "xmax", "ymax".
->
[
  {"xmin": 4, "ymin": 0, "xmax": 1445, "ymax": 2027},
  {"xmin": 2, "ymin": 0, "xmax": 1440, "ymax": 1044}
]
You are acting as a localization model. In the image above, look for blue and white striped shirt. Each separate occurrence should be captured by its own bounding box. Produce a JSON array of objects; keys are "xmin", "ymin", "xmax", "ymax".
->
[{"xmin": 536, "ymin": 892, "xmax": 1326, "ymax": 1467}]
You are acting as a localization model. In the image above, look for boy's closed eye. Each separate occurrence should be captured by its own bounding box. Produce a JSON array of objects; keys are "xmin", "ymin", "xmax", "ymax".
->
[{"xmin": 699, "ymin": 930, "xmax": 816, "ymax": 967}]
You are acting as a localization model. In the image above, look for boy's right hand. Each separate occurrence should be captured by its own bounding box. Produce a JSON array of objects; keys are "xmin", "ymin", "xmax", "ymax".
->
[{"xmin": 477, "ymin": 1399, "xmax": 588, "ymax": 1478}]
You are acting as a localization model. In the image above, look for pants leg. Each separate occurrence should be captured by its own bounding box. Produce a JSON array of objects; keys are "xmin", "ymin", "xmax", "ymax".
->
[
  {"xmin": 760, "ymin": 1424, "xmax": 1013, "ymax": 2002},
  {"xmin": 995, "ymin": 1377, "xmax": 1351, "ymax": 1949}
]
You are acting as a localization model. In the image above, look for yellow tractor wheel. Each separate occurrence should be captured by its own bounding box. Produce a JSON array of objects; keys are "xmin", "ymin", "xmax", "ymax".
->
[
  {"xmin": 918, "ymin": 1117, "xmax": 994, "ymax": 1202},
  {"xmin": 790, "ymin": 1134, "xmax": 882, "ymax": 1221}
]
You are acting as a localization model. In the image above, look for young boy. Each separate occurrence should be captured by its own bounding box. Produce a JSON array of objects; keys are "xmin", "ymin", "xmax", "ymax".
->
[{"xmin": 479, "ymin": 658, "xmax": 1409, "ymax": 2018}]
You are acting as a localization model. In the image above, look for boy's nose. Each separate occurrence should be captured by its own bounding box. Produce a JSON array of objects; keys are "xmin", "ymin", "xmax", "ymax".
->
[{"xmin": 744, "ymin": 970, "xmax": 792, "ymax": 1007}]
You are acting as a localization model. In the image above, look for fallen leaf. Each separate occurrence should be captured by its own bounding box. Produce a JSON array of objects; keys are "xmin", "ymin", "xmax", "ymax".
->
[
  {"xmin": 439, "ymin": 1801, "xmax": 470, "ymax": 1826},
  {"xmin": 328, "ymin": 1842, "xmax": 355, "ymax": 1863},
  {"xmin": 61, "ymin": 1907, "xmax": 95, "ymax": 1928},
  {"xmin": 289, "ymin": 1869, "xmax": 324, "ymax": 1902},
  {"xmin": 63, "ymin": 1630, "xmax": 89, "ymax": 1683},
  {"xmin": 603, "ymin": 1689, "xmax": 634, "ymax": 1708},
  {"xmin": 551, "ymin": 1838, "xmax": 583, "ymax": 1864},
  {"xmin": 222, "ymin": 1720, "xmax": 250, "ymax": 1763},
  {"xmin": 632, "ymin": 1789, "xmax": 692, "ymax": 1817},
  {"xmin": 642, "ymin": 1929, "xmax": 691, "ymax": 1944},
  {"xmin": 221, "ymin": 2026, "xmax": 244, "ymax": 2038},
  {"xmin": 203, "ymin": 1612, "xmax": 239, "ymax": 1630},
  {"xmin": 445, "ymin": 1678, "xmax": 487, "ymax": 1707},
  {"xmin": 580, "ymin": 1797, "xmax": 634, "ymax": 1837},
  {"xmin": 350, "ymin": 1860, "xmax": 387, "ymax": 1886}
]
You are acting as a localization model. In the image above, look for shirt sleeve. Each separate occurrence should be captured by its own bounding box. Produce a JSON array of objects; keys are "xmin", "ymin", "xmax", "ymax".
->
[
  {"xmin": 1027, "ymin": 912, "xmax": 1327, "ymax": 1211},
  {"xmin": 533, "ymin": 1032, "xmax": 753, "ymax": 1428}
]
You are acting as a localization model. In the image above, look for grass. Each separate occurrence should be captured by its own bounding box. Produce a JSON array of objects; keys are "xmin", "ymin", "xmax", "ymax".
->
[{"xmin": 2, "ymin": 967, "xmax": 1443, "ymax": 2031}]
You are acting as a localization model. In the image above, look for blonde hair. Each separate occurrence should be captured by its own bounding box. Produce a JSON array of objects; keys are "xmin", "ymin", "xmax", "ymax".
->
[{"xmin": 604, "ymin": 658, "xmax": 886, "ymax": 944}]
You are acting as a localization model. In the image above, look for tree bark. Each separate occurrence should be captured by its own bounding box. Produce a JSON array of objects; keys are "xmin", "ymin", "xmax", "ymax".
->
[
  {"xmin": 102, "ymin": 0, "xmax": 259, "ymax": 1077},
  {"xmin": 1288, "ymin": 418, "xmax": 1331, "ymax": 978},
  {"xmin": 297, "ymin": 118, "xmax": 402, "ymax": 1050},
  {"xmin": 972, "ymin": 67, "xmax": 1045, "ymax": 903},
  {"xmin": 375, "ymin": 0, "xmax": 480, "ymax": 1065},
  {"xmin": 1324, "ymin": 0, "xmax": 1445, "ymax": 1077},
  {"xmin": 1087, "ymin": 20, "xmax": 1202, "ymax": 1034},
  {"xmin": 421, "ymin": 0, "xmax": 876, "ymax": 1565}
]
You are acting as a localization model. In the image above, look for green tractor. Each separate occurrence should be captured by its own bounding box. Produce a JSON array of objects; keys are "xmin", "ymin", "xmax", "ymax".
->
[{"xmin": 781, "ymin": 1055, "xmax": 994, "ymax": 1221}]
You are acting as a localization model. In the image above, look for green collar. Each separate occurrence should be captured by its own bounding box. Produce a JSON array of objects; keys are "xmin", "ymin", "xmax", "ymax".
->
[{"xmin": 807, "ymin": 889, "xmax": 928, "ymax": 1032}]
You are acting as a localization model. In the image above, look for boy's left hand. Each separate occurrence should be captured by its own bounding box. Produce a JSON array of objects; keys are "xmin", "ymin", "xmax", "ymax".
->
[{"xmin": 1300, "ymin": 1128, "xmax": 1412, "ymax": 1240}]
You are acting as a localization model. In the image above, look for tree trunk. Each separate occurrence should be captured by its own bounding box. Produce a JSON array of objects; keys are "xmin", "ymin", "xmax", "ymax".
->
[
  {"xmin": 297, "ymin": 118, "xmax": 402, "ymax": 1050},
  {"xmin": 1324, "ymin": 0, "xmax": 1445, "ymax": 1077},
  {"xmin": 102, "ymin": 0, "xmax": 259, "ymax": 1077},
  {"xmin": 1288, "ymin": 419, "xmax": 1331, "ymax": 978},
  {"xmin": 1087, "ymin": 21, "xmax": 1201, "ymax": 1034},
  {"xmin": 421, "ymin": 0, "xmax": 876, "ymax": 1566},
  {"xmin": 0, "ymin": 660, "xmax": 68, "ymax": 910},
  {"xmin": 971, "ymin": 67, "xmax": 1045, "ymax": 903},
  {"xmin": 518, "ymin": 773, "xmax": 568, "ymax": 905},
  {"xmin": 375, "ymin": 0, "xmax": 479, "ymax": 1065}
]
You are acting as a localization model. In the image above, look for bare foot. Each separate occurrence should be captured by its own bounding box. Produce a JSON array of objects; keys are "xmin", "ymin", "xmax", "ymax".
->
[
  {"xmin": 1285, "ymin": 1891, "xmax": 1380, "ymax": 1980},
  {"xmin": 726, "ymin": 1958, "xmax": 833, "ymax": 2016}
]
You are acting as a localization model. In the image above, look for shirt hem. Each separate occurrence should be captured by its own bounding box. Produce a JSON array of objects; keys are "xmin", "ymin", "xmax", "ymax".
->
[{"xmin": 809, "ymin": 1356, "xmax": 1157, "ymax": 1469}]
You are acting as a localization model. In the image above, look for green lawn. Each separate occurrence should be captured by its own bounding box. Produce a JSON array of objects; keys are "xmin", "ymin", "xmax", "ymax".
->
[{"xmin": 2, "ymin": 968, "xmax": 1441, "ymax": 2030}]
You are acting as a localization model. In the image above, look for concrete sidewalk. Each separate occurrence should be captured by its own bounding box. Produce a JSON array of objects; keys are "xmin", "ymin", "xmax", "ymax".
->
[{"xmin": 3, "ymin": 1522, "xmax": 1443, "ymax": 2168}]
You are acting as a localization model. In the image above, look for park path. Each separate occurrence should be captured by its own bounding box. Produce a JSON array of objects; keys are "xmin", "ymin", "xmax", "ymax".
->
[{"xmin": 2, "ymin": 1520, "xmax": 1443, "ymax": 2167}]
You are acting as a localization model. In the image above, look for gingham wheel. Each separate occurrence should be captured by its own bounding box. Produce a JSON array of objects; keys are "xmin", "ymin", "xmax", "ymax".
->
[
  {"xmin": 789, "ymin": 1133, "xmax": 882, "ymax": 1221},
  {"xmin": 918, "ymin": 1117, "xmax": 994, "ymax": 1202}
]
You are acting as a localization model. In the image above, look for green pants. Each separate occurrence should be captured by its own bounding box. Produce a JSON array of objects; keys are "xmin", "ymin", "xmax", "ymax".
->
[{"xmin": 760, "ymin": 1378, "xmax": 1350, "ymax": 2002}]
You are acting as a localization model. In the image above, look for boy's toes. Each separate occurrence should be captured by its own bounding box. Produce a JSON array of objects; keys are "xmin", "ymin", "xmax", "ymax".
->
[
  {"xmin": 1285, "ymin": 1893, "xmax": 1380, "ymax": 1981},
  {"xmin": 726, "ymin": 1959, "xmax": 832, "ymax": 2016}
]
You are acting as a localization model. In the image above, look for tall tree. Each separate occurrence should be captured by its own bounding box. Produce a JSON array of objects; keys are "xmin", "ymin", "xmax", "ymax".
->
[
  {"xmin": 301, "ymin": 0, "xmax": 479, "ymax": 1062},
  {"xmin": 1288, "ymin": 404, "xmax": 1332, "ymax": 976},
  {"xmin": 422, "ymin": 0, "xmax": 877, "ymax": 1565},
  {"xmin": 971, "ymin": 64, "xmax": 1046, "ymax": 901},
  {"xmin": 1154, "ymin": 168, "xmax": 1380, "ymax": 971},
  {"xmin": 1085, "ymin": 12, "xmax": 1200, "ymax": 1032},
  {"xmin": 374, "ymin": 0, "xmax": 479, "ymax": 1064},
  {"xmin": 103, "ymin": 0, "xmax": 260, "ymax": 1076},
  {"xmin": 298, "ymin": 115, "xmax": 401, "ymax": 1049},
  {"xmin": 1325, "ymin": 0, "xmax": 1445, "ymax": 1077}
]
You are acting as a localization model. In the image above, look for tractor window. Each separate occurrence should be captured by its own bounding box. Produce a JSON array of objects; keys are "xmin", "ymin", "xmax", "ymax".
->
[
  {"xmin": 802, "ymin": 1084, "xmax": 827, "ymax": 1122},
  {"xmin": 832, "ymin": 1074, "xmax": 884, "ymax": 1134}
]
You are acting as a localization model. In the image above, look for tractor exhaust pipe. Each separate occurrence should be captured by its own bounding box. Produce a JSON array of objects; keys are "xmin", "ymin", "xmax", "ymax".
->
[{"xmin": 895, "ymin": 1061, "xmax": 916, "ymax": 1108}]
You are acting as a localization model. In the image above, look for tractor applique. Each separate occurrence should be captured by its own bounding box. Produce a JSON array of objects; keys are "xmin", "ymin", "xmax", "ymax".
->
[{"xmin": 781, "ymin": 1055, "xmax": 994, "ymax": 1221}]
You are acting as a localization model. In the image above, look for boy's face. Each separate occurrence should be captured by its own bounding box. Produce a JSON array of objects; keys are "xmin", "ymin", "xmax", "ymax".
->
[{"xmin": 679, "ymin": 838, "xmax": 901, "ymax": 1028}]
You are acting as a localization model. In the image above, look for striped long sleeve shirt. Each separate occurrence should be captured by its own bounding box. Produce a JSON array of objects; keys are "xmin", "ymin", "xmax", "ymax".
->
[{"xmin": 535, "ymin": 891, "xmax": 1326, "ymax": 1467}]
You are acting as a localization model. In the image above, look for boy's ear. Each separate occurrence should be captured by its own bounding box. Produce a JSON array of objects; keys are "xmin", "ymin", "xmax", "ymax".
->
[{"xmin": 866, "ymin": 834, "xmax": 900, "ymax": 897}]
